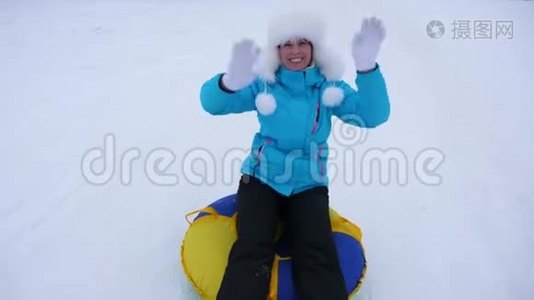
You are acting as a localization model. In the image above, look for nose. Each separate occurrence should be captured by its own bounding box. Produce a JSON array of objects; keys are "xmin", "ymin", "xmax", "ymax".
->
[{"xmin": 289, "ymin": 44, "xmax": 300, "ymax": 54}]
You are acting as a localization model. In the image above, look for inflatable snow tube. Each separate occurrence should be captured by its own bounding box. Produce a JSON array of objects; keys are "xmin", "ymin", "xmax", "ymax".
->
[{"xmin": 181, "ymin": 194, "xmax": 367, "ymax": 300}]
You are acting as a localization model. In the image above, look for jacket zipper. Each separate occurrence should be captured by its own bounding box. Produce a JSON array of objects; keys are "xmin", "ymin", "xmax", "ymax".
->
[
  {"xmin": 310, "ymin": 102, "xmax": 320, "ymax": 134},
  {"xmin": 318, "ymin": 145, "xmax": 325, "ymax": 176},
  {"xmin": 254, "ymin": 138, "xmax": 272, "ymax": 166}
]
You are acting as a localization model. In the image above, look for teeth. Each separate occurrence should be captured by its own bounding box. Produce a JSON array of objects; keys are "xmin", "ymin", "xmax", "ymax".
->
[{"xmin": 289, "ymin": 58, "xmax": 303, "ymax": 63}]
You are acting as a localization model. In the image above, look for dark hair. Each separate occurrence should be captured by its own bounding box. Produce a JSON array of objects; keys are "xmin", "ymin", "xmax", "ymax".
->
[{"xmin": 277, "ymin": 38, "xmax": 312, "ymax": 48}]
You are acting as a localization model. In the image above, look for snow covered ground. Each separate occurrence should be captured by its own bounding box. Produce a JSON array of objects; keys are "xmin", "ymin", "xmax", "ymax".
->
[{"xmin": 1, "ymin": 0, "xmax": 533, "ymax": 299}]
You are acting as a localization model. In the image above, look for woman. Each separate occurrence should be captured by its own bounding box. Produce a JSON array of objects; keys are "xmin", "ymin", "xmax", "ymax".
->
[{"xmin": 200, "ymin": 12, "xmax": 390, "ymax": 300}]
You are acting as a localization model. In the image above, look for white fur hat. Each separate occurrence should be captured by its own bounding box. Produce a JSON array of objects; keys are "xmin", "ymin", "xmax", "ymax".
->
[{"xmin": 254, "ymin": 11, "xmax": 345, "ymax": 115}]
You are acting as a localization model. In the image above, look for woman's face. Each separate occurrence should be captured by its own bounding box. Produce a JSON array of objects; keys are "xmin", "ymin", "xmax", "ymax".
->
[{"xmin": 278, "ymin": 38, "xmax": 313, "ymax": 71}]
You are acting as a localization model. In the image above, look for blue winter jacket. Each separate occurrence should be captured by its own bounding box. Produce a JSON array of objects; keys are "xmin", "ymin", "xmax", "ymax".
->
[{"xmin": 200, "ymin": 64, "xmax": 390, "ymax": 196}]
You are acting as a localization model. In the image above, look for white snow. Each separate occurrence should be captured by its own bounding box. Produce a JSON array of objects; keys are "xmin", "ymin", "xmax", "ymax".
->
[{"xmin": 1, "ymin": 0, "xmax": 533, "ymax": 299}]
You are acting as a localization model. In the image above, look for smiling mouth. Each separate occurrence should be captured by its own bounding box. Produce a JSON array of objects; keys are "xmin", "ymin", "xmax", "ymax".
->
[{"xmin": 289, "ymin": 58, "xmax": 304, "ymax": 63}]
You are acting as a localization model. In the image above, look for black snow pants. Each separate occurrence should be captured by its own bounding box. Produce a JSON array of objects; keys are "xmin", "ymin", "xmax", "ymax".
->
[{"xmin": 216, "ymin": 175, "xmax": 347, "ymax": 300}]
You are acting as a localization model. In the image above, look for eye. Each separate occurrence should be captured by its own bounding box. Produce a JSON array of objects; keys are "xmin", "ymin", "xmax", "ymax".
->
[
  {"xmin": 282, "ymin": 42, "xmax": 293, "ymax": 48},
  {"xmin": 298, "ymin": 39, "xmax": 310, "ymax": 46}
]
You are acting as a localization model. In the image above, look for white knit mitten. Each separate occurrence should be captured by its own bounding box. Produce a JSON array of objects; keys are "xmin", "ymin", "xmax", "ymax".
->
[
  {"xmin": 352, "ymin": 17, "xmax": 386, "ymax": 72},
  {"xmin": 221, "ymin": 39, "xmax": 259, "ymax": 91}
]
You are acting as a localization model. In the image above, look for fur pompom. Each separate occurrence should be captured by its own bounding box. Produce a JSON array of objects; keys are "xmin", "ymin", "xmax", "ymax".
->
[
  {"xmin": 255, "ymin": 93, "xmax": 277, "ymax": 115},
  {"xmin": 321, "ymin": 86, "xmax": 344, "ymax": 107}
]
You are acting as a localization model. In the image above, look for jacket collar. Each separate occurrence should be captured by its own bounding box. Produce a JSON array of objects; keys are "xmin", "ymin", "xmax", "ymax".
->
[{"xmin": 275, "ymin": 65, "xmax": 325, "ymax": 90}]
